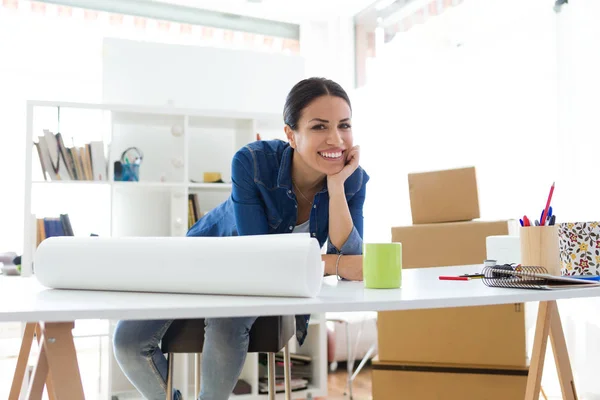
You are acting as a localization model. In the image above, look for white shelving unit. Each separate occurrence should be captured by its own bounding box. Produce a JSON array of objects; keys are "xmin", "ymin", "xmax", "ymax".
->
[
  {"xmin": 22, "ymin": 100, "xmax": 328, "ymax": 400},
  {"xmin": 22, "ymin": 99, "xmax": 284, "ymax": 274}
]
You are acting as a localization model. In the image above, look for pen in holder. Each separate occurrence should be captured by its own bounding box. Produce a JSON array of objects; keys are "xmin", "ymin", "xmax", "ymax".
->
[
  {"xmin": 114, "ymin": 147, "xmax": 143, "ymax": 182},
  {"xmin": 520, "ymin": 225, "xmax": 561, "ymax": 276}
]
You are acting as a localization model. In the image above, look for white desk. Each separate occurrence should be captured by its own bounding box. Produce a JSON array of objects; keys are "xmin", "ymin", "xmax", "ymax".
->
[{"xmin": 3, "ymin": 265, "xmax": 595, "ymax": 399}]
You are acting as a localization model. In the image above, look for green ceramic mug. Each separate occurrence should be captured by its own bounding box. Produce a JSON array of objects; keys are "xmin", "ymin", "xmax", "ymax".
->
[{"xmin": 363, "ymin": 243, "xmax": 402, "ymax": 289}]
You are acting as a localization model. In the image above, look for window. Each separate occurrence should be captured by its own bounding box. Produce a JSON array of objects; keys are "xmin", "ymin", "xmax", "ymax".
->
[{"xmin": 354, "ymin": 0, "xmax": 465, "ymax": 88}]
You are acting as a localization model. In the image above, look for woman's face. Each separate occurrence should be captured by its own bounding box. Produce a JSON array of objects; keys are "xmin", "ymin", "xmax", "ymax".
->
[{"xmin": 286, "ymin": 95, "xmax": 353, "ymax": 177}]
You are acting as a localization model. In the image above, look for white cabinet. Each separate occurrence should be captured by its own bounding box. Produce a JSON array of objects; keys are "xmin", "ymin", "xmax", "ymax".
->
[{"xmin": 22, "ymin": 100, "xmax": 327, "ymax": 400}]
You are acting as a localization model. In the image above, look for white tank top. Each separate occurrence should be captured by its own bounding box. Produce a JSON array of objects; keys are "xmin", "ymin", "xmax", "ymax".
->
[{"xmin": 293, "ymin": 219, "xmax": 310, "ymax": 233}]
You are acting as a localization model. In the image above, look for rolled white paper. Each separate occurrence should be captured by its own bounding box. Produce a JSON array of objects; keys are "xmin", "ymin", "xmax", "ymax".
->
[{"xmin": 34, "ymin": 233, "xmax": 324, "ymax": 298}]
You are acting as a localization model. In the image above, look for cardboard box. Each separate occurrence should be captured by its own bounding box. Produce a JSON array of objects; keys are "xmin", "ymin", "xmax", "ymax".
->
[
  {"xmin": 391, "ymin": 220, "xmax": 511, "ymax": 269},
  {"xmin": 382, "ymin": 220, "xmax": 527, "ymax": 367},
  {"xmin": 377, "ymin": 304, "xmax": 527, "ymax": 367},
  {"xmin": 408, "ymin": 166, "xmax": 480, "ymax": 224},
  {"xmin": 372, "ymin": 361, "xmax": 528, "ymax": 400}
]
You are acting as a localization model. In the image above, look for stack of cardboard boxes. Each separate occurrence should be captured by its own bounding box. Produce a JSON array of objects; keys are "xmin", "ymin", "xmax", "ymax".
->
[{"xmin": 372, "ymin": 167, "xmax": 529, "ymax": 400}]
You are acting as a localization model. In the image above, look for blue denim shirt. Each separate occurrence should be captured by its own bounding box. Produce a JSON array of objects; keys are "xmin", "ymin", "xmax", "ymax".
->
[{"xmin": 187, "ymin": 139, "xmax": 369, "ymax": 344}]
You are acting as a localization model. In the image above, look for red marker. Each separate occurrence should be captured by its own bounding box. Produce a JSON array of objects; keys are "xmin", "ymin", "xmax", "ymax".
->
[
  {"xmin": 540, "ymin": 182, "xmax": 555, "ymax": 226},
  {"xmin": 439, "ymin": 276, "xmax": 470, "ymax": 281}
]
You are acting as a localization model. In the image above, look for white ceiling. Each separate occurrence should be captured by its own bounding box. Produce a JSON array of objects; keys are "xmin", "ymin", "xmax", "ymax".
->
[{"xmin": 149, "ymin": 0, "xmax": 378, "ymax": 23}]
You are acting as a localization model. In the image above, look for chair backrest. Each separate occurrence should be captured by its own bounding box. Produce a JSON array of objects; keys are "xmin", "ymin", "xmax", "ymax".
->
[{"xmin": 160, "ymin": 316, "xmax": 295, "ymax": 354}]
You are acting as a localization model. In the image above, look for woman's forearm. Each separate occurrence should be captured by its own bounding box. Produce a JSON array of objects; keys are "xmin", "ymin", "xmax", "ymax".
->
[
  {"xmin": 328, "ymin": 185, "xmax": 353, "ymax": 250},
  {"xmin": 322, "ymin": 254, "xmax": 364, "ymax": 281}
]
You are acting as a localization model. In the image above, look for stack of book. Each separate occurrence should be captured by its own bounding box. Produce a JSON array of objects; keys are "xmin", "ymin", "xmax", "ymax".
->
[
  {"xmin": 36, "ymin": 214, "xmax": 73, "ymax": 247},
  {"xmin": 258, "ymin": 378, "xmax": 309, "ymax": 394},
  {"xmin": 258, "ymin": 352, "xmax": 312, "ymax": 394},
  {"xmin": 35, "ymin": 129, "xmax": 107, "ymax": 181}
]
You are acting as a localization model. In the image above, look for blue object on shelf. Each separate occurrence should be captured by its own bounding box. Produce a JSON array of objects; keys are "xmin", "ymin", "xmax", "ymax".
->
[{"xmin": 114, "ymin": 161, "xmax": 140, "ymax": 182}]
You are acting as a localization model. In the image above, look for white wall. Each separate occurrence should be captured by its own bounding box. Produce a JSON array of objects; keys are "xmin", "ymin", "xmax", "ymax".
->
[
  {"xmin": 102, "ymin": 37, "xmax": 305, "ymax": 113},
  {"xmin": 548, "ymin": 2, "xmax": 600, "ymax": 398},
  {"xmin": 351, "ymin": 0, "xmax": 559, "ymax": 243},
  {"xmin": 299, "ymin": 16, "xmax": 356, "ymax": 91}
]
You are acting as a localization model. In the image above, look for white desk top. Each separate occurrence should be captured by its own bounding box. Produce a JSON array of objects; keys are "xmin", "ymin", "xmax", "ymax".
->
[{"xmin": 2, "ymin": 265, "xmax": 600, "ymax": 323}]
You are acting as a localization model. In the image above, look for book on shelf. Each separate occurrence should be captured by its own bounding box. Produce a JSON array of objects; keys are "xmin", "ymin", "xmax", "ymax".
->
[
  {"xmin": 259, "ymin": 352, "xmax": 312, "ymax": 366},
  {"xmin": 258, "ymin": 352, "xmax": 313, "ymax": 382},
  {"xmin": 275, "ymin": 352, "xmax": 312, "ymax": 363},
  {"xmin": 188, "ymin": 193, "xmax": 202, "ymax": 229},
  {"xmin": 35, "ymin": 129, "xmax": 107, "ymax": 181},
  {"xmin": 258, "ymin": 362, "xmax": 313, "ymax": 381},
  {"xmin": 36, "ymin": 214, "xmax": 73, "ymax": 247},
  {"xmin": 258, "ymin": 378, "xmax": 309, "ymax": 394}
]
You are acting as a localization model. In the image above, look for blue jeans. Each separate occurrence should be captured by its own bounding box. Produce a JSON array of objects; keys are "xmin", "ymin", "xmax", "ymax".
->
[{"xmin": 113, "ymin": 317, "xmax": 258, "ymax": 400}]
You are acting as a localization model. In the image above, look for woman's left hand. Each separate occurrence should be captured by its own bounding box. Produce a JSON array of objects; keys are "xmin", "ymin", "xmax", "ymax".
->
[
  {"xmin": 339, "ymin": 256, "xmax": 364, "ymax": 281},
  {"xmin": 327, "ymin": 145, "xmax": 360, "ymax": 191}
]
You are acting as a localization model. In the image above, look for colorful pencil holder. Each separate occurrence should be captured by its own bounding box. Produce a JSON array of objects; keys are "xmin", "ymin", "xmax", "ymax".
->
[
  {"xmin": 519, "ymin": 225, "xmax": 560, "ymax": 276},
  {"xmin": 558, "ymin": 221, "xmax": 600, "ymax": 276}
]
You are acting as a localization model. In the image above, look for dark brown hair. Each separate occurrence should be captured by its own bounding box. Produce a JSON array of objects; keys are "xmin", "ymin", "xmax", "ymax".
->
[{"xmin": 283, "ymin": 77, "xmax": 352, "ymax": 130}]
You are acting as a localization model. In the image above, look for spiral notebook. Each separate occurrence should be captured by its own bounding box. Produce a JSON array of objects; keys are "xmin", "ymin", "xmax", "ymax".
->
[{"xmin": 482, "ymin": 265, "xmax": 600, "ymax": 290}]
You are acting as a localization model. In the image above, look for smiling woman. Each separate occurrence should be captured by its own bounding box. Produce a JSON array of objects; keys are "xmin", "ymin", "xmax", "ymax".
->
[
  {"xmin": 112, "ymin": 77, "xmax": 370, "ymax": 400},
  {"xmin": 282, "ymin": 79, "xmax": 362, "ymax": 252}
]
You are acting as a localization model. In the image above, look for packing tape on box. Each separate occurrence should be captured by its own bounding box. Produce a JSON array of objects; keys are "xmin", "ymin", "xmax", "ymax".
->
[
  {"xmin": 34, "ymin": 234, "xmax": 324, "ymax": 298},
  {"xmin": 486, "ymin": 235, "xmax": 521, "ymax": 265}
]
